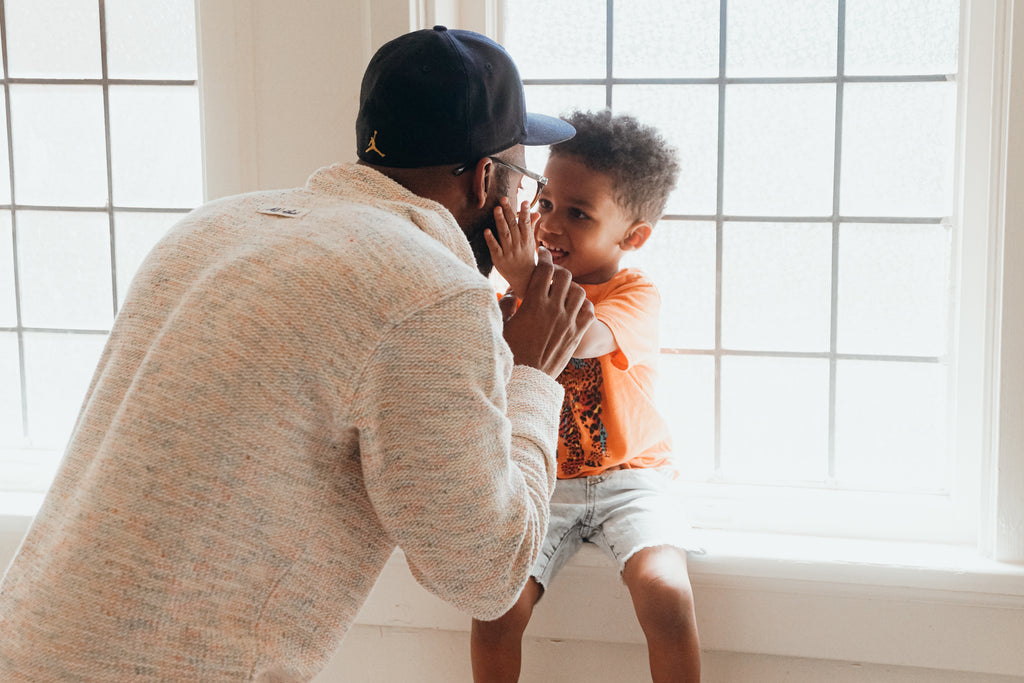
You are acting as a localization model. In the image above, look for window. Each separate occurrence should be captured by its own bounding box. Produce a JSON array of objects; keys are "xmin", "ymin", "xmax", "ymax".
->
[
  {"xmin": 0, "ymin": 0, "xmax": 202, "ymax": 515},
  {"xmin": 500, "ymin": 0, "xmax": 974, "ymax": 542}
]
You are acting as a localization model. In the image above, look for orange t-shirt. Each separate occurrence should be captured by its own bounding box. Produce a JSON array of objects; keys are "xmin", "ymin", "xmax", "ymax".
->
[{"xmin": 556, "ymin": 268, "xmax": 673, "ymax": 478}]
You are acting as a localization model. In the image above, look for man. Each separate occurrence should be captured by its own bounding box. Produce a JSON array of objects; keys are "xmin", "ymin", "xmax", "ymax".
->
[{"xmin": 0, "ymin": 26, "xmax": 591, "ymax": 682}]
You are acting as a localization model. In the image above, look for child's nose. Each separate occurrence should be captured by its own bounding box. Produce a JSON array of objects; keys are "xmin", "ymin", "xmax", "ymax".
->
[{"xmin": 537, "ymin": 215, "xmax": 561, "ymax": 236}]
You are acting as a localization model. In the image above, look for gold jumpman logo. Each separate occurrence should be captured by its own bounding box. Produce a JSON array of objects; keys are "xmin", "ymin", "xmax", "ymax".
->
[{"xmin": 365, "ymin": 130, "xmax": 386, "ymax": 158}]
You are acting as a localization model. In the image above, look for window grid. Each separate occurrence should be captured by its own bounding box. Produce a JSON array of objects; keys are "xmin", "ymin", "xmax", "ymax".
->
[
  {"xmin": 0, "ymin": 0, "xmax": 194, "ymax": 444},
  {"xmin": 518, "ymin": 0, "xmax": 950, "ymax": 488}
]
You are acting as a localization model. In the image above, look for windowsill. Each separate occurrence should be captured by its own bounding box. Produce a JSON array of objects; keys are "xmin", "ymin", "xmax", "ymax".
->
[
  {"xmin": 3, "ymin": 514, "xmax": 1023, "ymax": 675},
  {"xmin": 350, "ymin": 530, "xmax": 1024, "ymax": 677},
  {"xmin": 684, "ymin": 529, "xmax": 1024, "ymax": 599}
]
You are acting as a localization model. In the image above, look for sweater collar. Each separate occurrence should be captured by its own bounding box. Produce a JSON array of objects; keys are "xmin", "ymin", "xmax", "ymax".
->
[{"xmin": 305, "ymin": 163, "xmax": 477, "ymax": 270}]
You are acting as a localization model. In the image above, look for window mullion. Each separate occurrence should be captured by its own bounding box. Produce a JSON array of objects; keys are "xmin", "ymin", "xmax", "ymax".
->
[
  {"xmin": 0, "ymin": 0, "xmax": 27, "ymax": 441},
  {"xmin": 828, "ymin": 0, "xmax": 847, "ymax": 482},
  {"xmin": 98, "ymin": 0, "xmax": 118, "ymax": 316}
]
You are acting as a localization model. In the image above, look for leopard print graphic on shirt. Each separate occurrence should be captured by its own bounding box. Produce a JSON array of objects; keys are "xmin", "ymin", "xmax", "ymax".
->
[{"xmin": 558, "ymin": 357, "xmax": 608, "ymax": 476}]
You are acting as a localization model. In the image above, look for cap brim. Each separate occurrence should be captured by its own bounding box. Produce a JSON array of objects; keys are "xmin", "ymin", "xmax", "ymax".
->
[{"xmin": 522, "ymin": 112, "xmax": 576, "ymax": 146}]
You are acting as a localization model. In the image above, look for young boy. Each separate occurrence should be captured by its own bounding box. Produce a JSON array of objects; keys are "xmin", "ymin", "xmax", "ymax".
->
[{"xmin": 473, "ymin": 110, "xmax": 701, "ymax": 682}]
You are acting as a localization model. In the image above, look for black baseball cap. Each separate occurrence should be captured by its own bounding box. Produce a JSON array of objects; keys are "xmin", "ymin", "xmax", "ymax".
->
[{"xmin": 356, "ymin": 26, "xmax": 575, "ymax": 168}]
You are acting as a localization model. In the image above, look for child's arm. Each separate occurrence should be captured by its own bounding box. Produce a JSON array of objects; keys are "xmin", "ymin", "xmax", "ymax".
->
[
  {"xmin": 485, "ymin": 197, "xmax": 536, "ymax": 296},
  {"xmin": 573, "ymin": 319, "xmax": 618, "ymax": 359}
]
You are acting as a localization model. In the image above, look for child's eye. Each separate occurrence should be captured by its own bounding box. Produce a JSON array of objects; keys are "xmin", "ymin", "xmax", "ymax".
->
[
  {"xmin": 569, "ymin": 208, "xmax": 589, "ymax": 220},
  {"xmin": 536, "ymin": 198, "xmax": 552, "ymax": 211}
]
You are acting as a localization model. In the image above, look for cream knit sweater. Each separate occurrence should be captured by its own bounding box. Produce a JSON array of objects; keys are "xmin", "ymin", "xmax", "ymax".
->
[{"xmin": 0, "ymin": 164, "xmax": 562, "ymax": 682}]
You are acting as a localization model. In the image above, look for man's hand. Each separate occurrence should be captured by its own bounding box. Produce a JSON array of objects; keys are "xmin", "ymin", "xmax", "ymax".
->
[
  {"xmin": 502, "ymin": 247, "xmax": 594, "ymax": 378},
  {"xmin": 485, "ymin": 197, "xmax": 537, "ymax": 297}
]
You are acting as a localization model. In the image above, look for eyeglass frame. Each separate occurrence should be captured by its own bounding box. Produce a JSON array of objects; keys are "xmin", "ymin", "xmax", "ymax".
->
[{"xmin": 452, "ymin": 156, "xmax": 548, "ymax": 209}]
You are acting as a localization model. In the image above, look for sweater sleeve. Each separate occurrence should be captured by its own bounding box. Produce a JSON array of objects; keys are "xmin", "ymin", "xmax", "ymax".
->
[{"xmin": 352, "ymin": 287, "xmax": 562, "ymax": 620}]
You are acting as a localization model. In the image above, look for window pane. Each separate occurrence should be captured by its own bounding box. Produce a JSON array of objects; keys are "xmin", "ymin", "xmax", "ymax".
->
[
  {"xmin": 721, "ymin": 356, "xmax": 829, "ymax": 483},
  {"xmin": 23, "ymin": 332, "xmax": 106, "ymax": 449},
  {"xmin": 616, "ymin": 85, "xmax": 719, "ymax": 215},
  {"xmin": 10, "ymin": 85, "xmax": 108, "ymax": 207},
  {"xmin": 657, "ymin": 354, "xmax": 715, "ymax": 479},
  {"xmin": 503, "ymin": 0, "xmax": 606, "ymax": 79},
  {"xmin": 523, "ymin": 85, "xmax": 607, "ymax": 172},
  {"xmin": 109, "ymin": 86, "xmax": 203, "ymax": 208},
  {"xmin": 837, "ymin": 223, "xmax": 951, "ymax": 357},
  {"xmin": 0, "ymin": 212, "xmax": 15, "ymax": 326},
  {"xmin": 722, "ymin": 222, "xmax": 832, "ymax": 352},
  {"xmin": 5, "ymin": 0, "xmax": 101, "ymax": 78},
  {"xmin": 0, "ymin": 333, "xmax": 22, "ymax": 445},
  {"xmin": 727, "ymin": 0, "xmax": 838, "ymax": 77},
  {"xmin": 723, "ymin": 84, "xmax": 836, "ymax": 216},
  {"xmin": 840, "ymin": 82, "xmax": 957, "ymax": 217},
  {"xmin": 524, "ymin": 85, "xmax": 607, "ymax": 120},
  {"xmin": 623, "ymin": 220, "xmax": 716, "ymax": 350},
  {"xmin": 845, "ymin": 0, "xmax": 960, "ymax": 76},
  {"xmin": 835, "ymin": 360, "xmax": 947, "ymax": 491},
  {"xmin": 0, "ymin": 94, "xmax": 10, "ymax": 206},
  {"xmin": 614, "ymin": 0, "xmax": 719, "ymax": 78},
  {"xmin": 115, "ymin": 212, "xmax": 178, "ymax": 304},
  {"xmin": 105, "ymin": 0, "xmax": 198, "ymax": 79},
  {"xmin": 17, "ymin": 211, "xmax": 113, "ymax": 330}
]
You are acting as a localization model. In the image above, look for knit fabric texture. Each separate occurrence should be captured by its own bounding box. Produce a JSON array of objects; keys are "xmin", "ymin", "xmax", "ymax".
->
[{"xmin": 0, "ymin": 163, "xmax": 562, "ymax": 682}]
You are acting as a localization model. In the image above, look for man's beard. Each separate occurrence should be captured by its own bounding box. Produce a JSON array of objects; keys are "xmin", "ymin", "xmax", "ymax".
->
[
  {"xmin": 465, "ymin": 165, "xmax": 516, "ymax": 277},
  {"xmin": 466, "ymin": 213, "xmax": 495, "ymax": 277}
]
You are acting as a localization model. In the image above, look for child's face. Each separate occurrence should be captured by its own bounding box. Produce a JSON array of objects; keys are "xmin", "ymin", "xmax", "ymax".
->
[{"xmin": 534, "ymin": 154, "xmax": 646, "ymax": 285}]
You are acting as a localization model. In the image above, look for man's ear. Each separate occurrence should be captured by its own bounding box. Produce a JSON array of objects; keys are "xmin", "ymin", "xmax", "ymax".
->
[
  {"xmin": 620, "ymin": 221, "xmax": 652, "ymax": 250},
  {"xmin": 469, "ymin": 157, "xmax": 492, "ymax": 209}
]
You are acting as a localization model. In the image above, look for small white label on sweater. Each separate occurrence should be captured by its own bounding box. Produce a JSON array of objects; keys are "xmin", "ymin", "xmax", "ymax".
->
[{"xmin": 257, "ymin": 205, "xmax": 309, "ymax": 218}]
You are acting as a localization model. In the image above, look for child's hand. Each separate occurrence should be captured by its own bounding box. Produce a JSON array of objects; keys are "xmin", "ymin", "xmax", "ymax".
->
[{"xmin": 485, "ymin": 197, "xmax": 536, "ymax": 297}]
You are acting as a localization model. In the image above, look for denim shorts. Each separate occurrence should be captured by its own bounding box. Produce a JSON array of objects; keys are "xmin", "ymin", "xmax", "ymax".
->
[{"xmin": 530, "ymin": 467, "xmax": 703, "ymax": 589}]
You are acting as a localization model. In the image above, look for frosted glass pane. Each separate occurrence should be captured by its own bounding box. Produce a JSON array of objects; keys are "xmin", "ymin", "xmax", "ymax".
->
[
  {"xmin": 656, "ymin": 354, "xmax": 715, "ymax": 479},
  {"xmin": 11, "ymin": 86, "xmax": 108, "ymax": 207},
  {"xmin": 722, "ymin": 223, "xmax": 832, "ymax": 352},
  {"xmin": 115, "ymin": 212, "xmax": 178, "ymax": 304},
  {"xmin": 5, "ymin": 0, "xmax": 101, "ymax": 78},
  {"xmin": 109, "ymin": 86, "xmax": 203, "ymax": 208},
  {"xmin": 0, "ymin": 333, "xmax": 22, "ymax": 446},
  {"xmin": 0, "ymin": 212, "xmax": 15, "ymax": 326},
  {"xmin": 837, "ymin": 223, "xmax": 951, "ymax": 356},
  {"xmin": 523, "ymin": 85, "xmax": 607, "ymax": 121},
  {"xmin": 723, "ymin": 84, "xmax": 835, "ymax": 216},
  {"xmin": 727, "ymin": 0, "xmax": 838, "ymax": 77},
  {"xmin": 18, "ymin": 211, "xmax": 113, "ymax": 330},
  {"xmin": 835, "ymin": 360, "xmax": 947, "ymax": 491},
  {"xmin": 503, "ymin": 0, "xmax": 606, "ymax": 79},
  {"xmin": 105, "ymin": 0, "xmax": 198, "ymax": 79},
  {"xmin": 845, "ymin": 0, "xmax": 960, "ymax": 76},
  {"xmin": 523, "ymin": 85, "xmax": 607, "ymax": 173},
  {"xmin": 23, "ymin": 332, "xmax": 107, "ymax": 449},
  {"xmin": 721, "ymin": 356, "xmax": 829, "ymax": 483},
  {"xmin": 840, "ymin": 82, "xmax": 956, "ymax": 217},
  {"xmin": 615, "ymin": 85, "xmax": 719, "ymax": 215},
  {"xmin": 614, "ymin": 0, "xmax": 719, "ymax": 78},
  {"xmin": 0, "ymin": 96, "xmax": 10, "ymax": 205},
  {"xmin": 622, "ymin": 221, "xmax": 716, "ymax": 349}
]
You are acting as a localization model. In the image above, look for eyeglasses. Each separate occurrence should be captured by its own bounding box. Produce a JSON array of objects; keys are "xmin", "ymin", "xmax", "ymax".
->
[{"xmin": 453, "ymin": 156, "xmax": 548, "ymax": 209}]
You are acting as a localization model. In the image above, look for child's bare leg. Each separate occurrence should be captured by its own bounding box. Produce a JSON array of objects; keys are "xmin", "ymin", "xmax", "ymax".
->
[
  {"xmin": 471, "ymin": 577, "xmax": 543, "ymax": 682},
  {"xmin": 621, "ymin": 546, "xmax": 700, "ymax": 683}
]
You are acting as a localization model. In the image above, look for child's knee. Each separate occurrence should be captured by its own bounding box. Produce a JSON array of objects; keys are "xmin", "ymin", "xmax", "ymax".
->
[{"xmin": 624, "ymin": 547, "xmax": 696, "ymax": 628}]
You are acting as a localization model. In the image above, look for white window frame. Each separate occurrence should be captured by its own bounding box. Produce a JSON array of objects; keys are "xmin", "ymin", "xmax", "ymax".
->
[
  {"xmin": 476, "ymin": 0, "xmax": 1024, "ymax": 554},
  {"xmin": 0, "ymin": 0, "xmax": 200, "ymax": 516}
]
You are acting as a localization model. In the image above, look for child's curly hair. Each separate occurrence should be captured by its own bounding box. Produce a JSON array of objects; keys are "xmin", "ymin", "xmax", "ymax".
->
[{"xmin": 550, "ymin": 110, "xmax": 680, "ymax": 225}]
